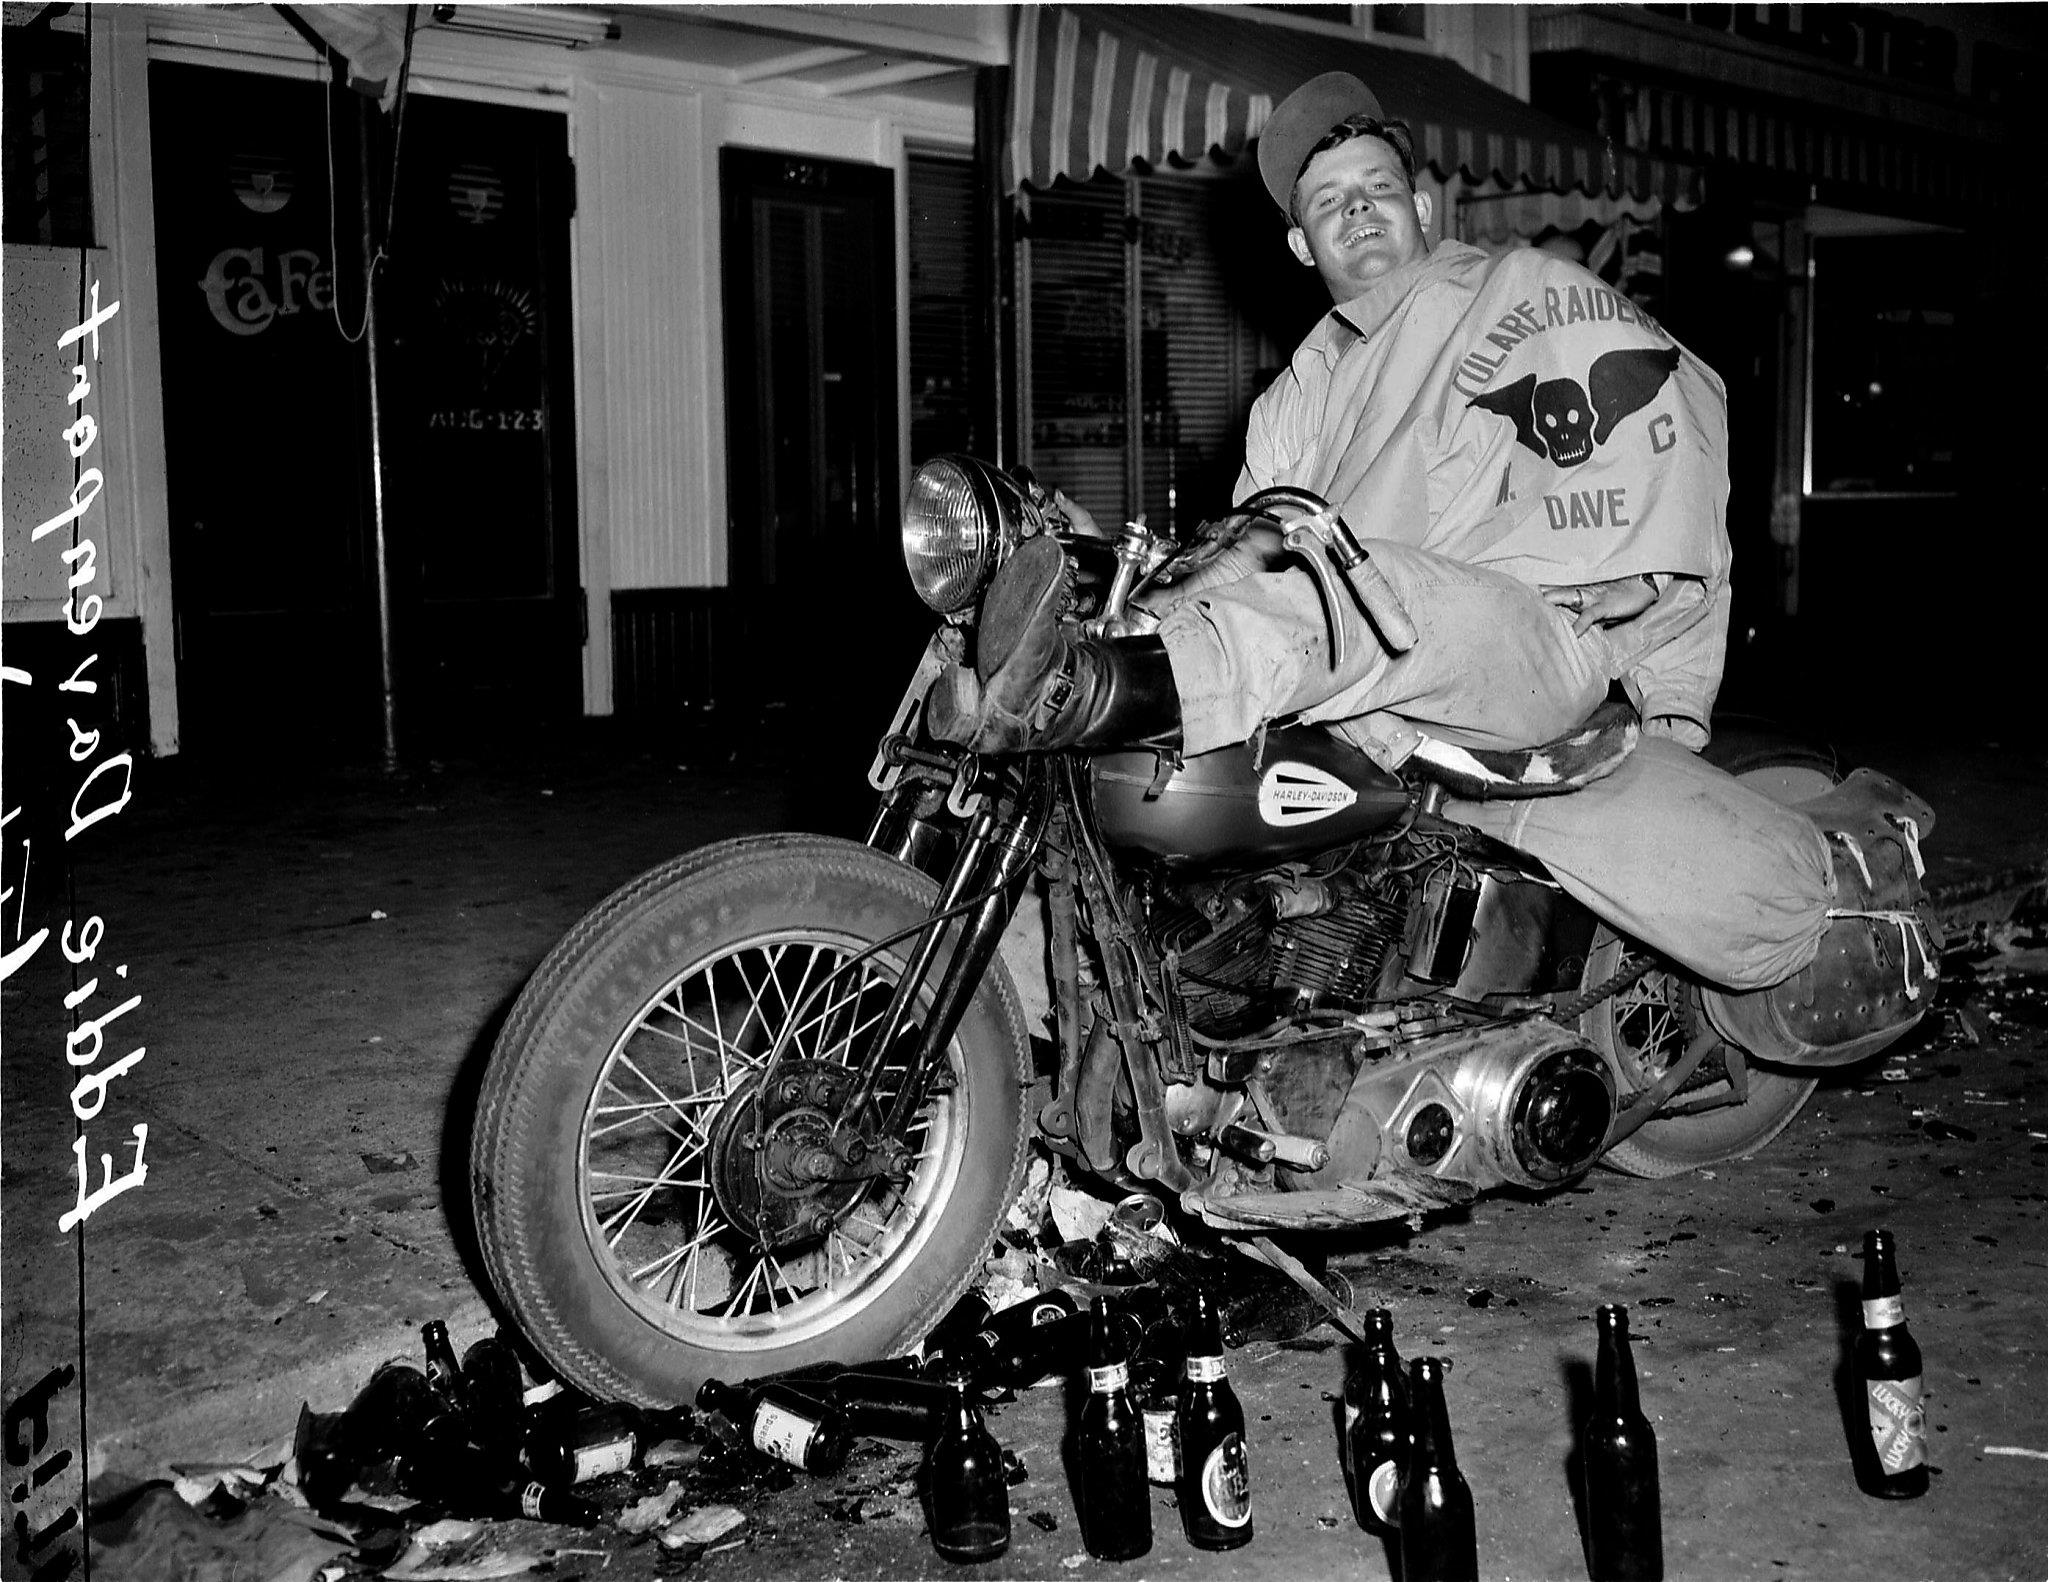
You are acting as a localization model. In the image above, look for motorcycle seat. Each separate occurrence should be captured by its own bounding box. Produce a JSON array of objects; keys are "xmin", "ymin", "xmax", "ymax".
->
[{"xmin": 1405, "ymin": 692, "xmax": 1640, "ymax": 801}]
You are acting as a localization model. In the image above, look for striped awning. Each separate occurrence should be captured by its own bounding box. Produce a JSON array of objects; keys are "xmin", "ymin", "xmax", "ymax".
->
[
  {"xmin": 1009, "ymin": 5, "xmax": 1671, "ymax": 202},
  {"xmin": 1620, "ymin": 81, "xmax": 2004, "ymax": 213}
]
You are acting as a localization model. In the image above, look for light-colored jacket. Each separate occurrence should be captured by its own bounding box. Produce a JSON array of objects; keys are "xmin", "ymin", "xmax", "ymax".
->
[{"xmin": 1237, "ymin": 240, "xmax": 1732, "ymax": 737}]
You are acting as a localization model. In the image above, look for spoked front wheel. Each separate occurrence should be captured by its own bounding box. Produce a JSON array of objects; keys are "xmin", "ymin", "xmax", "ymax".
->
[{"xmin": 471, "ymin": 835, "xmax": 1030, "ymax": 1405}]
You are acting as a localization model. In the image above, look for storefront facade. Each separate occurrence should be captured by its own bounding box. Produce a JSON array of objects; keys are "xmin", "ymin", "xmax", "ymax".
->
[
  {"xmin": 1527, "ymin": 3, "xmax": 2042, "ymax": 717},
  {"xmin": 3, "ymin": 3, "xmax": 1001, "ymax": 761}
]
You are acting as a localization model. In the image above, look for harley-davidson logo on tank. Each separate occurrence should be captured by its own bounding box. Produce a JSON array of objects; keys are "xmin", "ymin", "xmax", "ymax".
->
[{"xmin": 1256, "ymin": 762, "xmax": 1359, "ymax": 826}]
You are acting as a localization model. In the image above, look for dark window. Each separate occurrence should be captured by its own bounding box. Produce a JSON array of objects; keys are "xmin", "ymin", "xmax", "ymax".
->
[
  {"xmin": 907, "ymin": 154, "xmax": 976, "ymax": 462},
  {"xmin": 1259, "ymin": 4, "xmax": 1357, "ymax": 23},
  {"xmin": 1371, "ymin": 5, "xmax": 1429, "ymax": 39},
  {"xmin": 1022, "ymin": 173, "xmax": 1282, "ymax": 536},
  {"xmin": 1808, "ymin": 233, "xmax": 1963, "ymax": 496},
  {"xmin": 4, "ymin": 22, "xmax": 94, "ymax": 246}
]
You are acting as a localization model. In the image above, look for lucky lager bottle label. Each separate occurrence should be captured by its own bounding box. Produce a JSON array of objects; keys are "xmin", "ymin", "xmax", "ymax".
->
[
  {"xmin": 1184, "ymin": 1354, "xmax": 1227, "ymax": 1384},
  {"xmin": 1142, "ymin": 1405, "xmax": 1181, "ymax": 1484},
  {"xmin": 752, "ymin": 1400, "xmax": 820, "ymax": 1466},
  {"xmin": 1366, "ymin": 1458, "xmax": 1401, "ymax": 1526},
  {"xmin": 1199, "ymin": 1431, "xmax": 1252, "ymax": 1527},
  {"xmin": 1087, "ymin": 1362, "xmax": 1130, "ymax": 1392},
  {"xmin": 1867, "ymin": 1375, "xmax": 1926, "ymax": 1472},
  {"xmin": 1862, "ymin": 1295, "xmax": 1905, "ymax": 1330}
]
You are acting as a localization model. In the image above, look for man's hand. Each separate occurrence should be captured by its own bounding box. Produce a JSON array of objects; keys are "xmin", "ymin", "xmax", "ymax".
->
[
  {"xmin": 1543, "ymin": 573, "xmax": 1661, "ymax": 637},
  {"xmin": 1050, "ymin": 489, "xmax": 1106, "ymax": 539}
]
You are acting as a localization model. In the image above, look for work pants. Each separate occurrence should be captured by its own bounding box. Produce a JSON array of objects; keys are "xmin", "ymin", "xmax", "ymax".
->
[{"xmin": 1149, "ymin": 539, "xmax": 1615, "ymax": 763}]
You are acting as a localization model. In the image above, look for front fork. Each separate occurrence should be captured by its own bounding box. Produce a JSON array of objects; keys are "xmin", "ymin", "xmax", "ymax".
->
[{"xmin": 852, "ymin": 637, "xmax": 1047, "ymax": 1143}]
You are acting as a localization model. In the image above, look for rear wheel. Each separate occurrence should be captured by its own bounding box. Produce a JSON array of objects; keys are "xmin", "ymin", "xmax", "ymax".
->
[
  {"xmin": 471, "ymin": 835, "xmax": 1030, "ymax": 1405},
  {"xmin": 1581, "ymin": 744, "xmax": 1835, "ymax": 1179}
]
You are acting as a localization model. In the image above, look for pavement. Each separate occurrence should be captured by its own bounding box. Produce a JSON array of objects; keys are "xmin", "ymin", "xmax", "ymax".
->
[{"xmin": 2, "ymin": 706, "xmax": 2045, "ymax": 1581}]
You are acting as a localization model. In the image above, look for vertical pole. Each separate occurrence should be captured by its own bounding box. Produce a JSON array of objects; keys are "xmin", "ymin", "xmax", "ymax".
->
[
  {"xmin": 1123, "ymin": 180, "xmax": 1142, "ymax": 523},
  {"xmin": 357, "ymin": 96, "xmax": 400, "ymax": 770},
  {"xmin": 971, "ymin": 65, "xmax": 1014, "ymax": 468}
]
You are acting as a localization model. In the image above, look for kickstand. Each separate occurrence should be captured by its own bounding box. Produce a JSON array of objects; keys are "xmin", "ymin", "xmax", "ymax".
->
[{"xmin": 1249, "ymin": 1234, "xmax": 1370, "ymax": 1347}]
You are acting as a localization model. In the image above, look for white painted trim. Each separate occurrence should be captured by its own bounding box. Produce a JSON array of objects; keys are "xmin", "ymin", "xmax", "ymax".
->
[
  {"xmin": 101, "ymin": 10, "xmax": 180, "ymax": 757},
  {"xmin": 889, "ymin": 125, "xmax": 914, "ymax": 512}
]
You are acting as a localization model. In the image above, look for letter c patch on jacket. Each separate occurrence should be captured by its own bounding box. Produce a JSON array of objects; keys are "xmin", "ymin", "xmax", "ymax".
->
[{"xmin": 1468, "ymin": 346, "xmax": 1681, "ymax": 468}]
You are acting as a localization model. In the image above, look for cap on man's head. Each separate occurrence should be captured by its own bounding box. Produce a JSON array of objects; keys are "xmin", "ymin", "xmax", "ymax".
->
[{"xmin": 1256, "ymin": 71, "xmax": 1386, "ymax": 215}]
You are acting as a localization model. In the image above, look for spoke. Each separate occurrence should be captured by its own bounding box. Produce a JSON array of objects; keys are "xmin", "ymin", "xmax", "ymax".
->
[
  {"xmin": 594, "ymin": 1133, "xmax": 695, "ymax": 1242},
  {"xmin": 720, "ymin": 1257, "xmax": 768, "ymax": 1320},
  {"xmin": 784, "ymin": 970, "xmax": 868, "ymax": 1061},
  {"xmin": 610, "ymin": 1057, "xmax": 720, "ymax": 1137},
  {"xmin": 776, "ymin": 942, "xmax": 823, "ymax": 1032},
  {"xmin": 627, "ymin": 1221, "xmax": 721, "ymax": 1286},
  {"xmin": 708, "ymin": 957, "xmax": 732, "ymax": 1093},
  {"xmin": 761, "ymin": 1249, "xmax": 805, "ymax": 1311},
  {"xmin": 683, "ymin": 1187, "xmax": 712, "ymax": 1313},
  {"xmin": 825, "ymin": 990, "xmax": 896, "ymax": 1066},
  {"xmin": 729, "ymin": 952, "xmax": 777, "ymax": 1049}
]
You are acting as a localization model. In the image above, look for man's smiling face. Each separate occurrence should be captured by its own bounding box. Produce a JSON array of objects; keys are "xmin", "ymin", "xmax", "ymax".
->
[{"xmin": 1286, "ymin": 133, "xmax": 1433, "ymax": 302}]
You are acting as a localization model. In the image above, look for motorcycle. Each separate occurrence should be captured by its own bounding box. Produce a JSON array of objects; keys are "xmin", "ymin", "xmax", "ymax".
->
[{"xmin": 470, "ymin": 457, "xmax": 1935, "ymax": 1406}]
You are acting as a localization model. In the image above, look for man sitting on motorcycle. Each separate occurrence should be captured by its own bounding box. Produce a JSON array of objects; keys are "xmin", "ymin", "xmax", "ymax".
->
[
  {"xmin": 931, "ymin": 70, "xmax": 1937, "ymax": 1062},
  {"xmin": 933, "ymin": 71, "xmax": 1726, "ymax": 773}
]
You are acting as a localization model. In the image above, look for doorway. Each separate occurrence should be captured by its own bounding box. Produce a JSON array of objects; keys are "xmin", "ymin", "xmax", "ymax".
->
[
  {"xmin": 718, "ymin": 149, "xmax": 912, "ymax": 722},
  {"xmin": 148, "ymin": 64, "xmax": 580, "ymax": 758}
]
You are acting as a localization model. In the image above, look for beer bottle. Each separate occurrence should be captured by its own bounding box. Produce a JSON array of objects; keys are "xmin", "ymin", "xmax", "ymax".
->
[
  {"xmin": 989, "ymin": 1310, "xmax": 1090, "ymax": 1392},
  {"xmin": 1174, "ymin": 1289, "xmax": 1252, "ymax": 1550},
  {"xmin": 298, "ymin": 1361, "xmax": 437, "ymax": 1506},
  {"xmin": 824, "ymin": 1371, "xmax": 953, "ymax": 1442},
  {"xmin": 1398, "ymin": 1357, "xmax": 1477, "ymax": 1582},
  {"xmin": 930, "ymin": 1289, "xmax": 1077, "ymax": 1380},
  {"xmin": 695, "ymin": 1378, "xmax": 852, "ymax": 1474},
  {"xmin": 1856, "ymin": 1228, "xmax": 1929, "ymax": 1499},
  {"xmin": 920, "ymin": 1290, "xmax": 996, "ymax": 1371},
  {"xmin": 1070, "ymin": 1295, "xmax": 1152, "ymax": 1561},
  {"xmin": 460, "ymin": 1334, "xmax": 529, "ymax": 1476},
  {"xmin": 421, "ymin": 1320, "xmax": 469, "ymax": 1414},
  {"xmin": 522, "ymin": 1402, "xmax": 642, "ymax": 1485},
  {"xmin": 1584, "ymin": 1305, "xmax": 1662, "ymax": 1581},
  {"xmin": 922, "ymin": 1370, "xmax": 1012, "ymax": 1563},
  {"xmin": 1344, "ymin": 1308, "xmax": 1409, "ymax": 1533}
]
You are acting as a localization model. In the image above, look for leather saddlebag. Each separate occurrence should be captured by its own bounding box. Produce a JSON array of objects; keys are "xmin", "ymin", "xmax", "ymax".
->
[{"xmin": 1701, "ymin": 769, "xmax": 1941, "ymax": 1067}]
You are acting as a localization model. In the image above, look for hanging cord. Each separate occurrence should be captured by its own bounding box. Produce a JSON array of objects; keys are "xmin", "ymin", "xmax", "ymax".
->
[{"xmin": 321, "ymin": 5, "xmax": 418, "ymax": 343}]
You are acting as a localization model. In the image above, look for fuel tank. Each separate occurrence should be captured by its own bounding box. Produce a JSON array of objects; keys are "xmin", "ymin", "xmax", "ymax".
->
[{"xmin": 1088, "ymin": 726, "xmax": 1410, "ymax": 870}]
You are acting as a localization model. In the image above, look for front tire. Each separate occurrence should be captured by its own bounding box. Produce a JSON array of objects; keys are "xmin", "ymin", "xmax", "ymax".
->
[{"xmin": 471, "ymin": 835, "xmax": 1030, "ymax": 1405}]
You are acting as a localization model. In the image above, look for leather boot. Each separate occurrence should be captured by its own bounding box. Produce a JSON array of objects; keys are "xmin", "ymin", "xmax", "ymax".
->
[{"xmin": 928, "ymin": 535, "xmax": 1183, "ymax": 754}]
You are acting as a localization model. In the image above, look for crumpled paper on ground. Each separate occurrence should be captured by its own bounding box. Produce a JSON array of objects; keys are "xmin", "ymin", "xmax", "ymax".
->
[
  {"xmin": 87, "ymin": 1483, "xmax": 351, "ymax": 1582},
  {"xmin": 382, "ymin": 1518, "xmax": 604, "ymax": 1580}
]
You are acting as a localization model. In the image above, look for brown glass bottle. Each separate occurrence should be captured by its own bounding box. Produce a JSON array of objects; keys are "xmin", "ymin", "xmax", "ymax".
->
[
  {"xmin": 920, "ymin": 1290, "xmax": 996, "ymax": 1371},
  {"xmin": 522, "ymin": 1402, "xmax": 641, "ymax": 1485},
  {"xmin": 922, "ymin": 1370, "xmax": 1012, "ymax": 1563},
  {"xmin": 1856, "ymin": 1228, "xmax": 1928, "ymax": 1499},
  {"xmin": 1174, "ymin": 1290, "xmax": 1252, "ymax": 1550},
  {"xmin": 929, "ymin": 1289, "xmax": 1077, "ymax": 1381},
  {"xmin": 1398, "ymin": 1357, "xmax": 1477, "ymax": 1582},
  {"xmin": 824, "ymin": 1371, "xmax": 953, "ymax": 1441},
  {"xmin": 695, "ymin": 1378, "xmax": 852, "ymax": 1473},
  {"xmin": 1070, "ymin": 1295, "xmax": 1152, "ymax": 1561},
  {"xmin": 459, "ymin": 1334, "xmax": 528, "ymax": 1477},
  {"xmin": 1585, "ymin": 1305, "xmax": 1662, "ymax": 1581},
  {"xmin": 990, "ymin": 1310, "xmax": 1090, "ymax": 1392},
  {"xmin": 1344, "ymin": 1308, "xmax": 1409, "ymax": 1532},
  {"xmin": 421, "ymin": 1320, "xmax": 469, "ymax": 1414}
]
